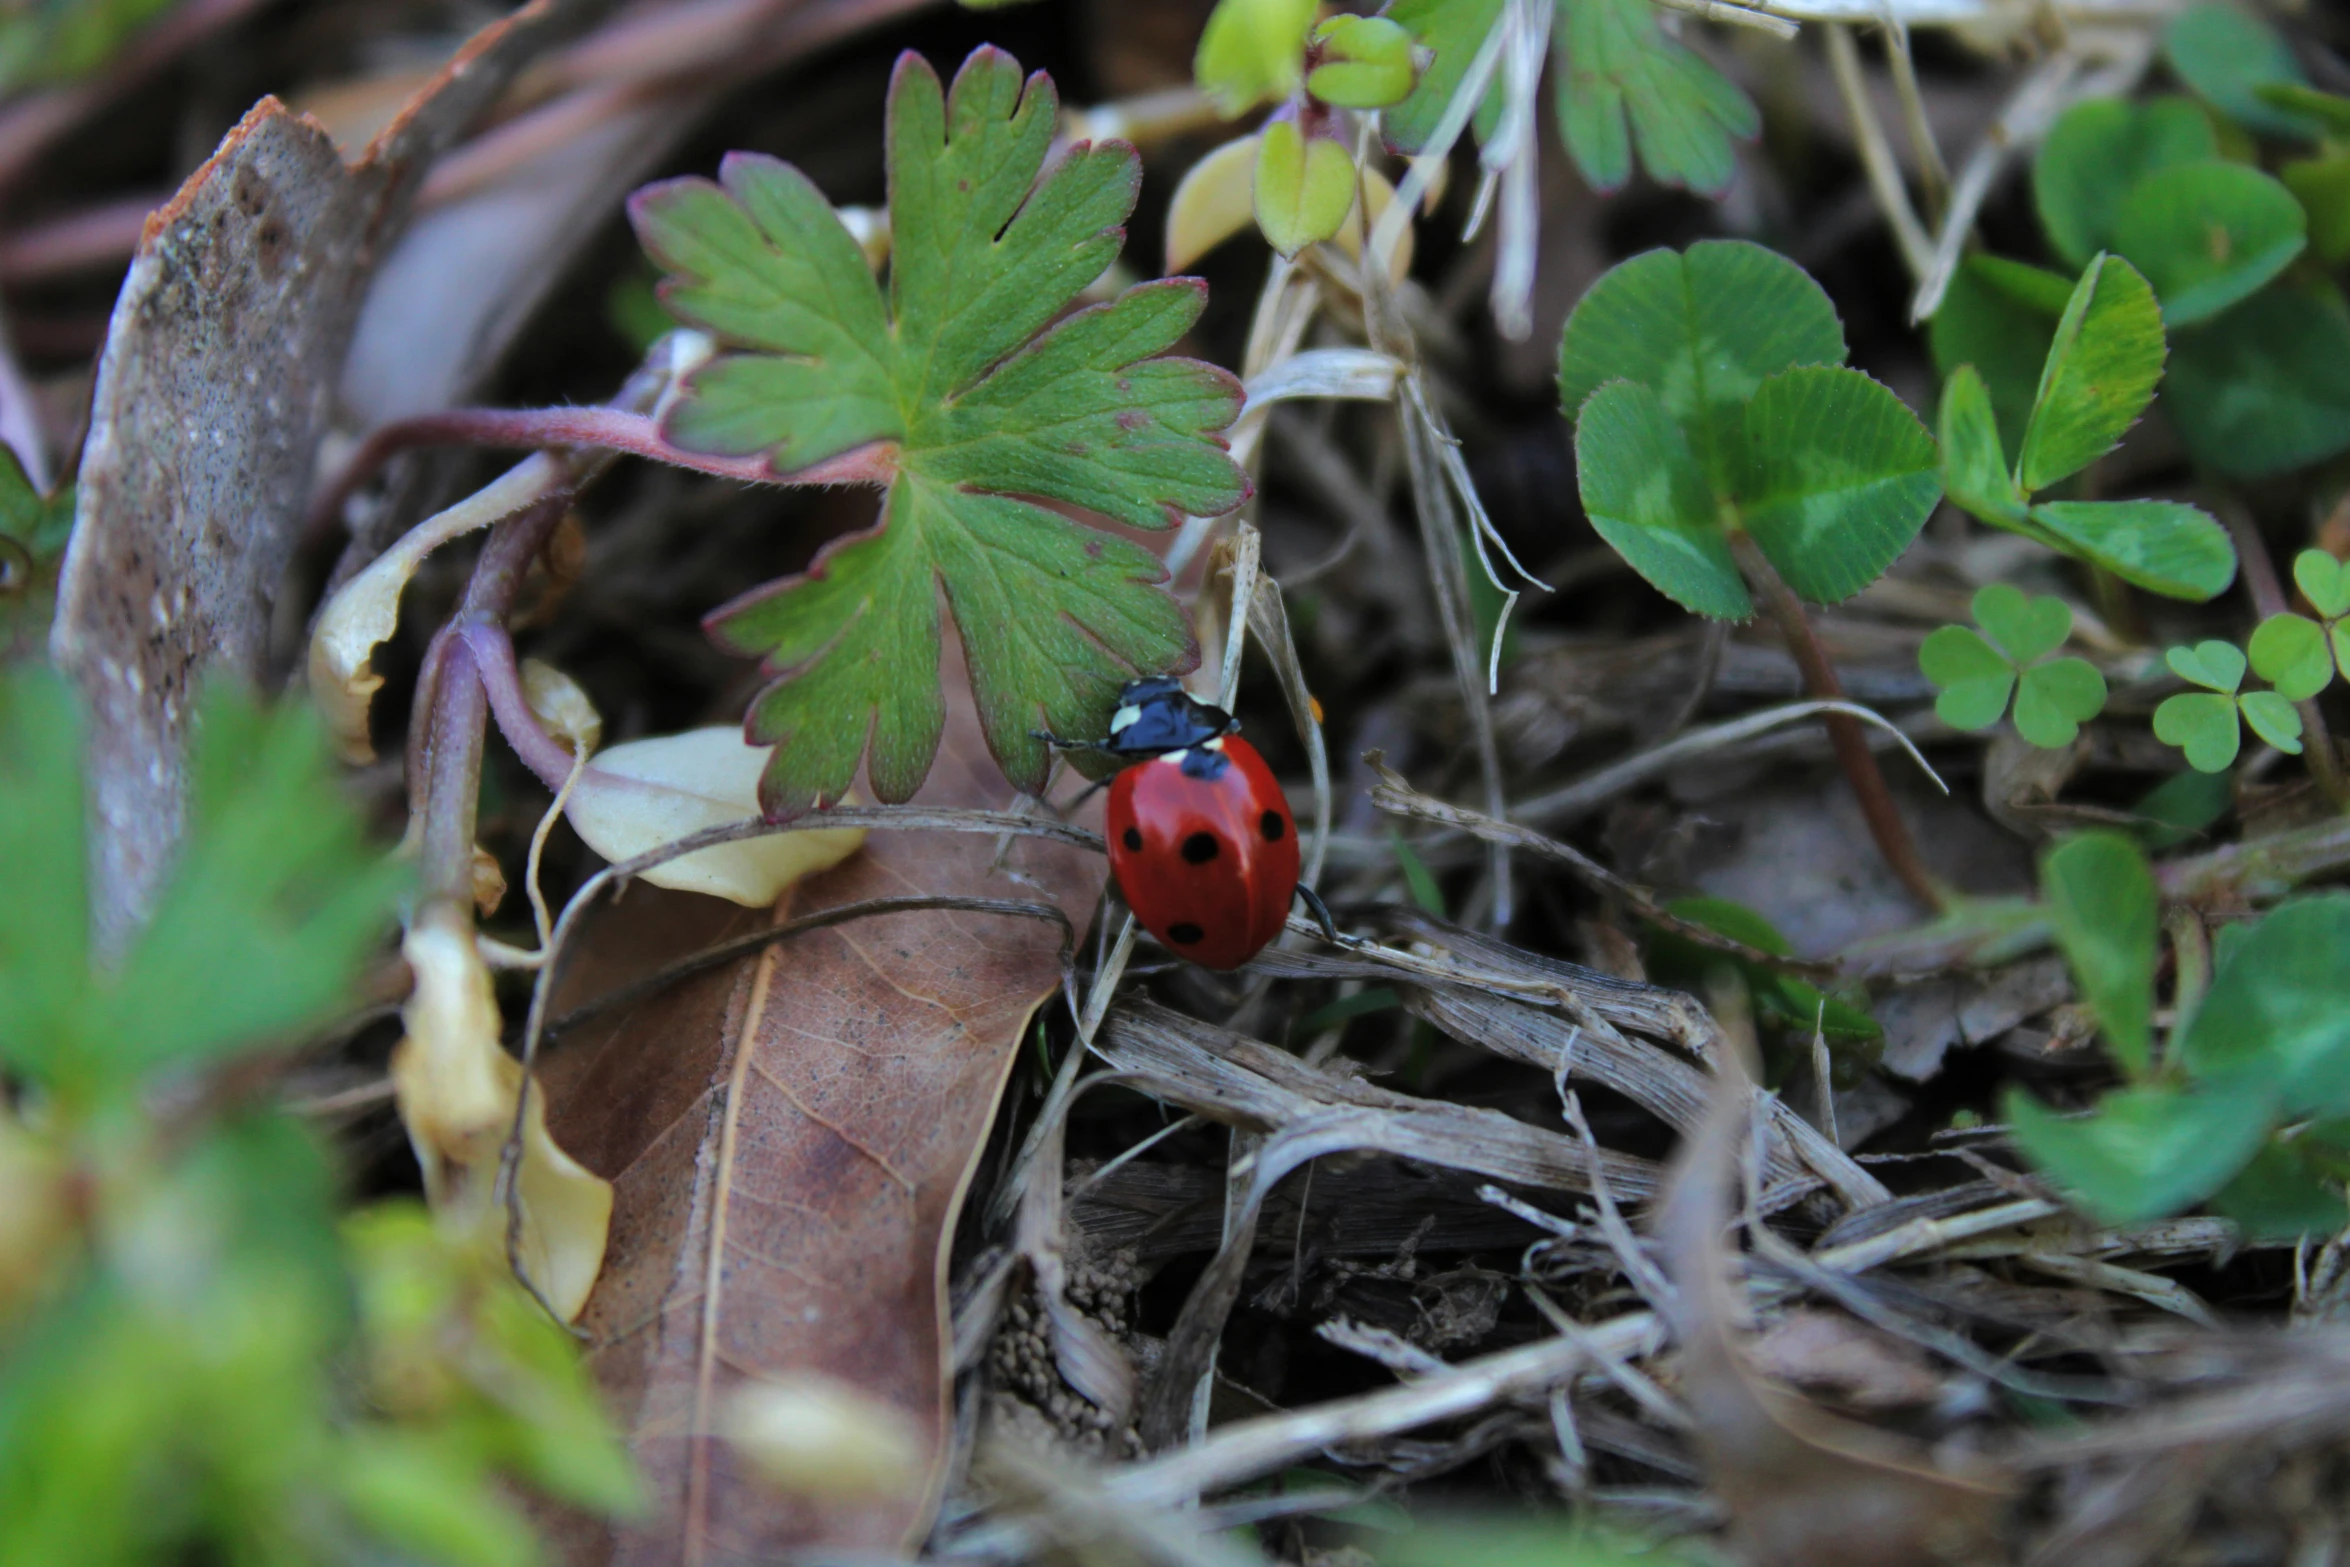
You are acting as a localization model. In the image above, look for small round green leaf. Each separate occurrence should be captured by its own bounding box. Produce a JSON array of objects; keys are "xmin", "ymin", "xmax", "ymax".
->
[
  {"xmin": 2033, "ymin": 96, "xmax": 2220, "ymax": 268},
  {"xmin": 1920, "ymin": 625, "xmax": 2016, "ymax": 731},
  {"xmin": 1573, "ymin": 380, "xmax": 1750, "ymax": 619},
  {"xmin": 2026, "ymin": 500, "xmax": 2236, "ymax": 602},
  {"xmin": 2015, "ymin": 657, "xmax": 2108, "ymax": 748},
  {"xmin": 1305, "ymin": 15, "xmax": 1416, "ymax": 109},
  {"xmin": 1739, "ymin": 366, "xmax": 1939, "ymax": 604},
  {"xmin": 1973, "ymin": 582, "xmax": 2071, "ymax": 663},
  {"xmin": 1195, "ymin": 0, "xmax": 1317, "ymax": 115},
  {"xmin": 1252, "ymin": 119, "xmax": 1356, "ymax": 257},
  {"xmin": 2042, "ymin": 831, "xmax": 2157, "ymax": 1071},
  {"xmin": 2164, "ymin": 2, "xmax": 2318, "ymax": 140},
  {"xmin": 2005, "ymin": 1076, "xmax": 2277, "ymax": 1223},
  {"xmin": 2168, "ymin": 639, "xmax": 2248, "ymax": 693},
  {"xmin": 2294, "ymin": 549, "xmax": 2350, "ymax": 619},
  {"xmin": 2018, "ymin": 255, "xmax": 2167, "ymax": 493},
  {"xmin": 2154, "ymin": 689, "xmax": 2244, "ymax": 772},
  {"xmin": 2239, "ymin": 689, "xmax": 2305, "ymax": 754},
  {"xmin": 2179, "ymin": 893, "xmax": 2350, "ymax": 1114},
  {"xmin": 1557, "ymin": 240, "xmax": 1844, "ymax": 490},
  {"xmin": 2111, "ymin": 160, "xmax": 2307, "ymax": 327},
  {"xmin": 2248, "ymin": 612, "xmax": 2333, "ymax": 700}
]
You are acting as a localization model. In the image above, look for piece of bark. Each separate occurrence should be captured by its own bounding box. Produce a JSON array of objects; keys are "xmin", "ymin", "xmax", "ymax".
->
[
  {"xmin": 537, "ymin": 669, "xmax": 1101, "ymax": 1565},
  {"xmin": 48, "ymin": 0, "xmax": 614, "ymax": 949}
]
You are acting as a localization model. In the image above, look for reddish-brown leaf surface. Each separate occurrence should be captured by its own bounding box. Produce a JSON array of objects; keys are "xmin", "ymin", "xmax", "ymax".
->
[
  {"xmin": 538, "ymin": 655, "xmax": 1102, "ymax": 1564},
  {"xmin": 48, "ymin": 0, "xmax": 613, "ymax": 946}
]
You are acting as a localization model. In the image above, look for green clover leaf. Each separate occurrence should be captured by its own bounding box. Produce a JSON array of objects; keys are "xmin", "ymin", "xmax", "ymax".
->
[
  {"xmin": 2042, "ymin": 832, "xmax": 2157, "ymax": 1073},
  {"xmin": 2294, "ymin": 549, "xmax": 2350, "ymax": 619},
  {"xmin": 2248, "ymin": 612, "xmax": 2334, "ymax": 701},
  {"xmin": 2005, "ymin": 1076, "xmax": 2277, "ymax": 1224},
  {"xmin": 2034, "ymin": 96, "xmax": 2218, "ymax": 271},
  {"xmin": 1919, "ymin": 585, "xmax": 2107, "ymax": 747},
  {"xmin": 2154, "ymin": 639, "xmax": 2305, "ymax": 771},
  {"xmin": 2110, "ymin": 160, "xmax": 2308, "ymax": 327},
  {"xmin": 2169, "ymin": 639, "xmax": 2247, "ymax": 693},
  {"xmin": 634, "ymin": 49, "xmax": 1250, "ymax": 814},
  {"xmin": 2164, "ymin": 2, "xmax": 2320, "ymax": 140}
]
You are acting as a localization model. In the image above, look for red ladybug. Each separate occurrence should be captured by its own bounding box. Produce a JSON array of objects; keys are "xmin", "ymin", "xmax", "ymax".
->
[{"xmin": 1047, "ymin": 678, "xmax": 1331, "ymax": 970}]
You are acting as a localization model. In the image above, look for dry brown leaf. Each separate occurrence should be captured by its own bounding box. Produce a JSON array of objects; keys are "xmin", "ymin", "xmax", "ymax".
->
[
  {"xmin": 47, "ymin": 0, "xmax": 615, "ymax": 947},
  {"xmin": 535, "ymin": 654, "xmax": 1101, "ymax": 1565}
]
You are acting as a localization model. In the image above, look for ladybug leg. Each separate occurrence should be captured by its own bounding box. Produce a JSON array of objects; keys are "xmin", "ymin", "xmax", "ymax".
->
[
  {"xmin": 1030, "ymin": 728, "xmax": 1116, "ymax": 753},
  {"xmin": 1294, "ymin": 883, "xmax": 1340, "ymax": 944}
]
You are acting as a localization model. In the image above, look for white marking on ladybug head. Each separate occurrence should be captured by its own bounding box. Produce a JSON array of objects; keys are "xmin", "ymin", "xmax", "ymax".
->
[
  {"xmin": 1110, "ymin": 704, "xmax": 1142, "ymax": 734},
  {"xmin": 1204, "ymin": 737, "xmax": 1226, "ymax": 751},
  {"xmin": 1158, "ymin": 749, "xmax": 1190, "ymax": 768}
]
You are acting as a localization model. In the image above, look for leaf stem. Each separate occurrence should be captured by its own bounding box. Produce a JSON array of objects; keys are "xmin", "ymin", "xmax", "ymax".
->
[
  {"xmin": 2221, "ymin": 500, "xmax": 2348, "ymax": 811},
  {"xmin": 1729, "ymin": 533, "xmax": 1947, "ymax": 911}
]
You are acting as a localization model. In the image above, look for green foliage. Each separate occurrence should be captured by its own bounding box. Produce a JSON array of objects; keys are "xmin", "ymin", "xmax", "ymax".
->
[
  {"xmin": 0, "ymin": 670, "xmax": 630, "ymax": 1565},
  {"xmin": 0, "ymin": 675, "xmax": 407, "ymax": 1098},
  {"xmin": 2153, "ymin": 638, "xmax": 2303, "ymax": 771},
  {"xmin": 1195, "ymin": 0, "xmax": 1317, "ymax": 114},
  {"xmin": 1255, "ymin": 118, "xmax": 1356, "ymax": 255},
  {"xmin": 1306, "ymin": 15, "xmax": 1417, "ymax": 109},
  {"xmin": 1371, "ymin": 1512, "xmax": 1703, "ymax": 1567},
  {"xmin": 1560, "ymin": 241, "xmax": 1937, "ymax": 619},
  {"xmin": 1385, "ymin": 0, "xmax": 1757, "ymax": 197},
  {"xmin": 1645, "ymin": 896, "xmax": 1880, "ymax": 1083},
  {"xmin": 0, "ymin": 0, "xmax": 177, "ymax": 96},
  {"xmin": 1927, "ymin": 258, "xmax": 2060, "ymax": 455},
  {"xmin": 2166, "ymin": 283, "xmax": 2350, "ymax": 478},
  {"xmin": 2178, "ymin": 896, "xmax": 2350, "ymax": 1115},
  {"xmin": 1919, "ymin": 585, "xmax": 2108, "ymax": 748},
  {"xmin": 2110, "ymin": 160, "xmax": 2307, "ymax": 325},
  {"xmin": 2041, "ymin": 833, "xmax": 2156, "ymax": 1072},
  {"xmin": 0, "ymin": 448, "xmax": 75, "ymax": 656},
  {"xmin": 634, "ymin": 49, "xmax": 1249, "ymax": 813},
  {"xmin": 2005, "ymin": 1076, "xmax": 2278, "ymax": 1223},
  {"xmin": 2162, "ymin": 3, "xmax": 2318, "ymax": 139},
  {"xmin": 2033, "ymin": 96, "xmax": 2218, "ymax": 269},
  {"xmin": 1935, "ymin": 258, "xmax": 2235, "ymax": 601},
  {"xmin": 2131, "ymin": 768, "xmax": 2233, "ymax": 850},
  {"xmin": 2247, "ymin": 611, "xmax": 2332, "ymax": 700}
]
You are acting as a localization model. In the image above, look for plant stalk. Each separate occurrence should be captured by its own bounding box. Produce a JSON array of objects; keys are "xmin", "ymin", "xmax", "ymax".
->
[{"xmin": 1729, "ymin": 534, "xmax": 1946, "ymax": 911}]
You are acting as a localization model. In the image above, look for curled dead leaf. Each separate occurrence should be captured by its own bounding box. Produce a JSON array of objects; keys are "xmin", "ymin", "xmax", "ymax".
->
[
  {"xmin": 561, "ymin": 726, "xmax": 866, "ymax": 907},
  {"xmin": 523, "ymin": 655, "xmax": 603, "ymax": 753},
  {"xmin": 724, "ymin": 1374, "xmax": 927, "ymax": 1501},
  {"xmin": 391, "ymin": 900, "xmax": 612, "ymax": 1322}
]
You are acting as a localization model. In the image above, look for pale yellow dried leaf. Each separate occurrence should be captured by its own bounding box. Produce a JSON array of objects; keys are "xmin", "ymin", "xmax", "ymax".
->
[
  {"xmin": 1166, "ymin": 134, "xmax": 1259, "ymax": 274},
  {"xmin": 564, "ymin": 726, "xmax": 866, "ymax": 906},
  {"xmin": 521, "ymin": 656, "xmax": 602, "ymax": 753},
  {"xmin": 725, "ymin": 1374, "xmax": 926, "ymax": 1500}
]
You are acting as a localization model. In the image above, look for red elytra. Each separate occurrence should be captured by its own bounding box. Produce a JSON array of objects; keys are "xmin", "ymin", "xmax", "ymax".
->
[{"xmin": 1105, "ymin": 734, "xmax": 1300, "ymax": 971}]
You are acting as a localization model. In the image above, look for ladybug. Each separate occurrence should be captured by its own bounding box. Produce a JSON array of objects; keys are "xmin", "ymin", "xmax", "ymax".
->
[{"xmin": 1044, "ymin": 678, "xmax": 1333, "ymax": 970}]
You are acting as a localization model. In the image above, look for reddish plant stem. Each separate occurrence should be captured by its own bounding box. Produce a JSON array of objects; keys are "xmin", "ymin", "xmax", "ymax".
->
[
  {"xmin": 309, "ymin": 404, "xmax": 895, "ymax": 541},
  {"xmin": 1729, "ymin": 534, "xmax": 1946, "ymax": 912},
  {"xmin": 2221, "ymin": 501, "xmax": 2348, "ymax": 811}
]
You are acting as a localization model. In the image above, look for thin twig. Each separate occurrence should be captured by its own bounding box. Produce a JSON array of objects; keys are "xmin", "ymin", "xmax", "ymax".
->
[{"xmin": 1825, "ymin": 24, "xmax": 1933, "ymax": 278}]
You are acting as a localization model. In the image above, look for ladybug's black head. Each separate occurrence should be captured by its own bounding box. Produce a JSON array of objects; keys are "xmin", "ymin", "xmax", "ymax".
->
[{"xmin": 1104, "ymin": 677, "xmax": 1236, "ymax": 757}]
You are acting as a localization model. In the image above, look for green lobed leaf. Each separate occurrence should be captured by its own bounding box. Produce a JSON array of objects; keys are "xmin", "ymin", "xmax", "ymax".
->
[
  {"xmin": 636, "ymin": 50, "xmax": 1249, "ymax": 810},
  {"xmin": 2239, "ymin": 689, "xmax": 2304, "ymax": 753},
  {"xmin": 2017, "ymin": 254, "xmax": 2166, "ymax": 492},
  {"xmin": 2168, "ymin": 639, "xmax": 2248, "ymax": 693},
  {"xmin": 2154, "ymin": 690, "xmax": 2244, "ymax": 772},
  {"xmin": 1973, "ymin": 582, "xmax": 2070, "ymax": 663},
  {"xmin": 1737, "ymin": 365, "xmax": 1940, "ymax": 605},
  {"xmin": 1194, "ymin": 0, "xmax": 1317, "ymax": 115},
  {"xmin": 1572, "ymin": 380, "xmax": 1748, "ymax": 619},
  {"xmin": 2025, "ymin": 499, "xmax": 2235, "ymax": 602},
  {"xmin": 2033, "ymin": 96, "xmax": 2220, "ymax": 268},
  {"xmin": 2164, "ymin": 3, "xmax": 2317, "ymax": 139},
  {"xmin": 2180, "ymin": 894, "xmax": 2350, "ymax": 1114},
  {"xmin": 1305, "ymin": 15, "xmax": 1416, "ymax": 109},
  {"xmin": 1557, "ymin": 240, "xmax": 1844, "ymax": 494},
  {"xmin": 1919, "ymin": 624, "xmax": 2016, "ymax": 731},
  {"xmin": 1555, "ymin": 0, "xmax": 1758, "ymax": 197},
  {"xmin": 1254, "ymin": 119, "xmax": 1357, "ymax": 255},
  {"xmin": 2249, "ymin": 613, "xmax": 2333, "ymax": 700},
  {"xmin": 1929, "ymin": 263, "xmax": 2059, "ymax": 455},
  {"xmin": 1381, "ymin": 0, "xmax": 1504, "ymax": 153},
  {"xmin": 2132, "ymin": 768, "xmax": 2233, "ymax": 849},
  {"xmin": 2014, "ymin": 658, "xmax": 2108, "ymax": 748},
  {"xmin": 1649, "ymin": 896, "xmax": 1881, "ymax": 1065},
  {"xmin": 1936, "ymin": 364, "xmax": 2027, "ymax": 524},
  {"xmin": 2281, "ymin": 151, "xmax": 2350, "ymax": 264},
  {"xmin": 2004, "ymin": 1076, "xmax": 2277, "ymax": 1224},
  {"xmin": 2041, "ymin": 832, "xmax": 2157, "ymax": 1073},
  {"xmin": 2209, "ymin": 1138, "xmax": 2348, "ymax": 1241},
  {"xmin": 2167, "ymin": 284, "xmax": 2350, "ymax": 479},
  {"xmin": 2295, "ymin": 548, "xmax": 2350, "ymax": 619},
  {"xmin": 2110, "ymin": 160, "xmax": 2307, "ymax": 326}
]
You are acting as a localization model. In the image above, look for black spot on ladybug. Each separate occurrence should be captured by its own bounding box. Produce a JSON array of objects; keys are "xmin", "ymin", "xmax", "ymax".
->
[
  {"xmin": 1167, "ymin": 922, "xmax": 1205, "ymax": 945},
  {"xmin": 1181, "ymin": 832, "xmax": 1219, "ymax": 863},
  {"xmin": 1122, "ymin": 826, "xmax": 1143, "ymax": 851},
  {"xmin": 1261, "ymin": 811, "xmax": 1285, "ymax": 842}
]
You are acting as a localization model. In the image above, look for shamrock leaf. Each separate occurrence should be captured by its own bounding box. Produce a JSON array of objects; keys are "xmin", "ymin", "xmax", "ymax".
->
[
  {"xmin": 1561, "ymin": 241, "xmax": 1937, "ymax": 619},
  {"xmin": 2294, "ymin": 549, "xmax": 2350, "ymax": 620},
  {"xmin": 2033, "ymin": 96, "xmax": 2217, "ymax": 270},
  {"xmin": 2154, "ymin": 639, "xmax": 2304, "ymax": 772},
  {"xmin": 634, "ymin": 49, "xmax": 1249, "ymax": 814},
  {"xmin": 1938, "ymin": 254, "xmax": 2235, "ymax": 602},
  {"xmin": 1919, "ymin": 584, "xmax": 2107, "ymax": 747},
  {"xmin": 2248, "ymin": 612, "xmax": 2333, "ymax": 701}
]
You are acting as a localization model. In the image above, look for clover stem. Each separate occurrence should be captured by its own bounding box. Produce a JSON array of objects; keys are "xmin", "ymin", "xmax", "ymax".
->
[
  {"xmin": 2222, "ymin": 502, "xmax": 2349, "ymax": 812},
  {"xmin": 1729, "ymin": 533, "xmax": 1946, "ymax": 913}
]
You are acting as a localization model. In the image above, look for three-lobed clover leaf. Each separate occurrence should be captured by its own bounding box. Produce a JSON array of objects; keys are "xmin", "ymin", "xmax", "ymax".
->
[
  {"xmin": 1559, "ymin": 240, "xmax": 1939, "ymax": 619},
  {"xmin": 1919, "ymin": 584, "xmax": 2108, "ymax": 748},
  {"xmin": 2246, "ymin": 549, "xmax": 2350, "ymax": 704},
  {"xmin": 2153, "ymin": 638, "xmax": 2303, "ymax": 772},
  {"xmin": 633, "ymin": 49, "xmax": 1251, "ymax": 815},
  {"xmin": 1384, "ymin": 0, "xmax": 1757, "ymax": 198},
  {"xmin": 1937, "ymin": 254, "xmax": 2235, "ymax": 602}
]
